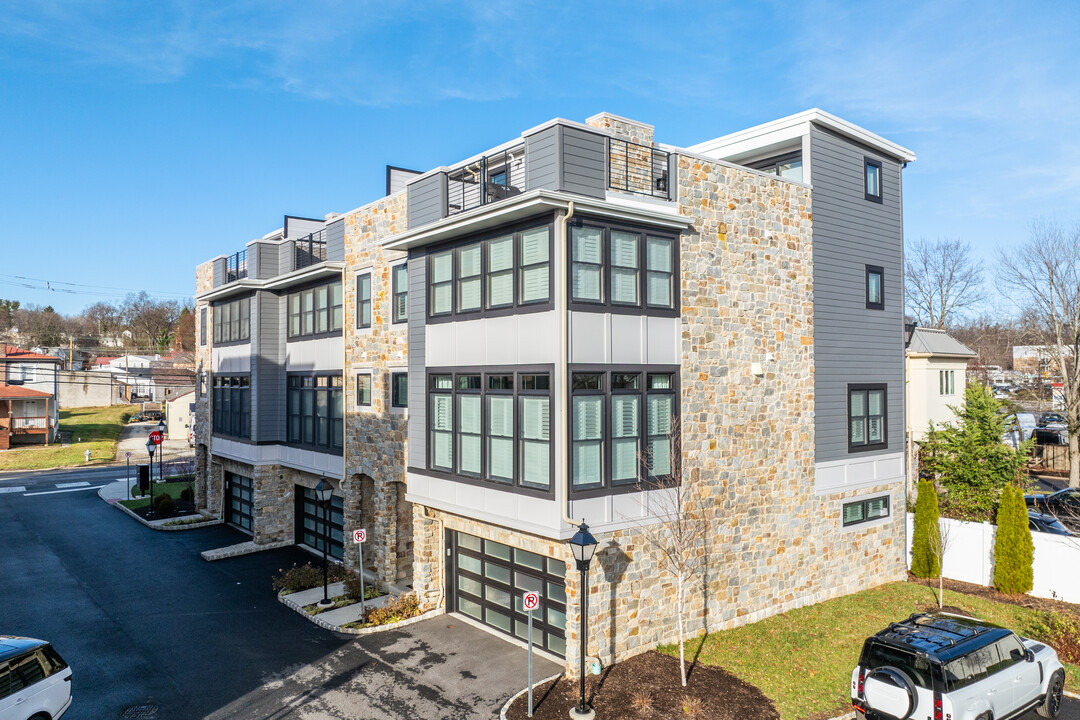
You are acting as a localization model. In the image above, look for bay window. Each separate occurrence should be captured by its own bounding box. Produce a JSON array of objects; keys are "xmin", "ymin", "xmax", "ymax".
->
[
  {"xmin": 287, "ymin": 373, "xmax": 344, "ymax": 451},
  {"xmin": 568, "ymin": 220, "xmax": 678, "ymax": 313},
  {"xmin": 287, "ymin": 279, "xmax": 343, "ymax": 339}
]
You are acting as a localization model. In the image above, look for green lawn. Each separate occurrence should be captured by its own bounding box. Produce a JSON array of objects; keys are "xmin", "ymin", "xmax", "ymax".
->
[
  {"xmin": 660, "ymin": 581, "xmax": 1079, "ymax": 720},
  {"xmin": 119, "ymin": 481, "xmax": 194, "ymax": 510},
  {"xmin": 0, "ymin": 405, "xmax": 131, "ymax": 471}
]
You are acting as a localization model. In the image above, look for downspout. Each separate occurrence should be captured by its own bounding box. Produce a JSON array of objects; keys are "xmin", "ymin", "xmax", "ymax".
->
[{"xmin": 559, "ymin": 201, "xmax": 577, "ymax": 526}]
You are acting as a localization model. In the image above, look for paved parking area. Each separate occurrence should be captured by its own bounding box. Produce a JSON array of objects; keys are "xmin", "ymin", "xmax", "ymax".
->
[{"xmin": 0, "ymin": 468, "xmax": 559, "ymax": 719}]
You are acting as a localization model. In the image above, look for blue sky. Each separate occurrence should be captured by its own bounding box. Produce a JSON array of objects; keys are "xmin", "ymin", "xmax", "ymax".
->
[{"xmin": 1, "ymin": 0, "xmax": 1077, "ymax": 315}]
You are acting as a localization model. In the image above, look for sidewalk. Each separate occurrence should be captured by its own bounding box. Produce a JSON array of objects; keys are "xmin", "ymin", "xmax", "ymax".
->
[{"xmin": 114, "ymin": 422, "xmax": 192, "ymax": 464}]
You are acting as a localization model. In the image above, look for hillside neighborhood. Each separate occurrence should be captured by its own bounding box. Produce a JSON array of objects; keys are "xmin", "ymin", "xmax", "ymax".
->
[{"xmin": 3, "ymin": 4, "xmax": 1080, "ymax": 720}]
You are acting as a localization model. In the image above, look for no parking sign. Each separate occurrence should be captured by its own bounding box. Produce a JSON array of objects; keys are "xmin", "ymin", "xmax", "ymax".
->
[
  {"xmin": 353, "ymin": 528, "xmax": 366, "ymax": 544},
  {"xmin": 522, "ymin": 592, "xmax": 540, "ymax": 611}
]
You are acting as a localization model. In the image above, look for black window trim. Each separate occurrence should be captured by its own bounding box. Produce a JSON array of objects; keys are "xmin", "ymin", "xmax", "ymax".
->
[
  {"xmin": 355, "ymin": 371, "xmax": 373, "ymax": 408},
  {"xmin": 211, "ymin": 294, "xmax": 253, "ymax": 347},
  {"xmin": 286, "ymin": 278, "xmax": 344, "ymax": 341},
  {"xmin": 356, "ymin": 270, "xmax": 373, "ymax": 330},
  {"xmin": 864, "ymin": 156, "xmax": 883, "ymax": 203},
  {"xmin": 199, "ymin": 306, "xmax": 207, "ymax": 346},
  {"xmin": 210, "ymin": 372, "xmax": 251, "ymax": 440},
  {"xmin": 746, "ymin": 150, "xmax": 803, "ymax": 178},
  {"xmin": 842, "ymin": 493, "xmax": 891, "ymax": 528},
  {"xmin": 425, "ymin": 215, "xmax": 556, "ymax": 324},
  {"xmin": 865, "ymin": 264, "xmax": 884, "ymax": 310},
  {"xmin": 285, "ymin": 371, "xmax": 344, "ymax": 455},
  {"xmin": 390, "ymin": 370, "xmax": 409, "ymax": 409},
  {"xmin": 418, "ymin": 365, "xmax": 556, "ymax": 499},
  {"xmin": 391, "ymin": 261, "xmax": 408, "ymax": 325},
  {"xmin": 567, "ymin": 216, "xmax": 680, "ymax": 318},
  {"xmin": 568, "ymin": 364, "xmax": 681, "ymax": 499},
  {"xmin": 847, "ymin": 383, "xmax": 888, "ymax": 453}
]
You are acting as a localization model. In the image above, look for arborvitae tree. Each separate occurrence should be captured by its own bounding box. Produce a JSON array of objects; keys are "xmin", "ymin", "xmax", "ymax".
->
[
  {"xmin": 993, "ymin": 485, "xmax": 1034, "ymax": 595},
  {"xmin": 992, "ymin": 484, "xmax": 1015, "ymax": 592},
  {"xmin": 1012, "ymin": 482, "xmax": 1034, "ymax": 593},
  {"xmin": 911, "ymin": 479, "xmax": 941, "ymax": 578}
]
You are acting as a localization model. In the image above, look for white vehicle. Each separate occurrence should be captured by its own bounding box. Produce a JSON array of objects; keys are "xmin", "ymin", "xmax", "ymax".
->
[
  {"xmin": 0, "ymin": 637, "xmax": 72, "ymax": 720},
  {"xmin": 851, "ymin": 613, "xmax": 1064, "ymax": 720}
]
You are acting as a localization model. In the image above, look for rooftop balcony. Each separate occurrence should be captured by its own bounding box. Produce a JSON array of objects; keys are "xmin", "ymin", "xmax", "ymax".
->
[
  {"xmin": 211, "ymin": 222, "xmax": 345, "ymax": 290},
  {"xmin": 406, "ymin": 120, "xmax": 676, "ymax": 231}
]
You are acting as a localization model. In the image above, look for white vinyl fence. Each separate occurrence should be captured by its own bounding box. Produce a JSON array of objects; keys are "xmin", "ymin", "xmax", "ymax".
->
[{"xmin": 906, "ymin": 513, "xmax": 1080, "ymax": 604}]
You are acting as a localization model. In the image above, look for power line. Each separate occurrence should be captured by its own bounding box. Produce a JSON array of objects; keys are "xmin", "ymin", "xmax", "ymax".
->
[{"xmin": 0, "ymin": 275, "xmax": 192, "ymax": 300}]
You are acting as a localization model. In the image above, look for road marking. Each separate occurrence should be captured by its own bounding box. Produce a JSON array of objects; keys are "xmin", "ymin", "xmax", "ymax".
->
[
  {"xmin": 23, "ymin": 485, "xmax": 107, "ymax": 497},
  {"xmin": 56, "ymin": 481, "xmax": 91, "ymax": 489},
  {"xmin": 0, "ymin": 486, "xmax": 27, "ymax": 494}
]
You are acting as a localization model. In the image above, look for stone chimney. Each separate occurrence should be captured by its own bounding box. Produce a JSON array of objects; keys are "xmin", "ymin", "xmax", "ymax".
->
[{"xmin": 585, "ymin": 112, "xmax": 655, "ymax": 146}]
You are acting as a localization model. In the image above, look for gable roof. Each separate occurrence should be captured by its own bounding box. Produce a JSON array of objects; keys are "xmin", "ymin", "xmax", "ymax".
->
[
  {"xmin": 906, "ymin": 327, "xmax": 977, "ymax": 358},
  {"xmin": 1, "ymin": 346, "xmax": 62, "ymax": 363},
  {"xmin": 0, "ymin": 384, "xmax": 54, "ymax": 399}
]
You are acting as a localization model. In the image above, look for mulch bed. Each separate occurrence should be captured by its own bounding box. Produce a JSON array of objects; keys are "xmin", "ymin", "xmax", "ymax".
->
[
  {"xmin": 908, "ymin": 573, "xmax": 1080, "ymax": 616},
  {"xmin": 504, "ymin": 650, "xmax": 778, "ymax": 720},
  {"xmin": 130, "ymin": 499, "xmax": 198, "ymax": 521}
]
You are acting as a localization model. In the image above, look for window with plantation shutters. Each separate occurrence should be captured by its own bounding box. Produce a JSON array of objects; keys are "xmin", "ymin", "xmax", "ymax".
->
[
  {"xmin": 356, "ymin": 272, "xmax": 372, "ymax": 329},
  {"xmin": 430, "ymin": 251, "xmax": 453, "ymax": 315},
  {"xmin": 458, "ymin": 245, "xmax": 482, "ymax": 312},
  {"xmin": 521, "ymin": 395, "xmax": 550, "ymax": 489},
  {"xmin": 572, "ymin": 395, "xmax": 603, "ymax": 488},
  {"xmin": 610, "ymin": 231, "xmax": 639, "ymax": 305},
  {"xmin": 612, "ymin": 394, "xmax": 640, "ymax": 483},
  {"xmin": 392, "ymin": 264, "xmax": 408, "ymax": 323},
  {"xmin": 646, "ymin": 391, "xmax": 672, "ymax": 477},
  {"xmin": 487, "ymin": 236, "xmax": 514, "ymax": 309},
  {"xmin": 356, "ymin": 373, "xmax": 372, "ymax": 407},
  {"xmin": 849, "ymin": 385, "xmax": 887, "ymax": 451},
  {"xmin": 646, "ymin": 236, "xmax": 673, "ymax": 308},
  {"xmin": 285, "ymin": 281, "xmax": 341, "ymax": 338},
  {"xmin": 571, "ymin": 226, "xmax": 603, "ymax": 302},
  {"xmin": 520, "ymin": 227, "xmax": 549, "ymax": 304},
  {"xmin": 487, "ymin": 395, "xmax": 514, "ymax": 483},
  {"xmin": 430, "ymin": 375, "xmax": 453, "ymax": 470},
  {"xmin": 458, "ymin": 393, "xmax": 481, "ymax": 475}
]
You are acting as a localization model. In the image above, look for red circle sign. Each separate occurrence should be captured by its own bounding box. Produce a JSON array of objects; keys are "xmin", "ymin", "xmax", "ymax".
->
[
  {"xmin": 149, "ymin": 431, "xmax": 163, "ymax": 445},
  {"xmin": 523, "ymin": 592, "xmax": 540, "ymax": 611},
  {"xmin": 353, "ymin": 529, "xmax": 367, "ymax": 543}
]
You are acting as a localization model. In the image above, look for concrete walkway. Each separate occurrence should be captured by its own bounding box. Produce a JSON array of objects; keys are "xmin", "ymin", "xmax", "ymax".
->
[
  {"xmin": 114, "ymin": 420, "xmax": 192, "ymax": 464},
  {"xmin": 284, "ymin": 581, "xmax": 393, "ymax": 627}
]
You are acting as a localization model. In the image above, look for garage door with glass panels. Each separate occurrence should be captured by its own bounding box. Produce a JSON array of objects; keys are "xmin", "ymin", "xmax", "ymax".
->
[
  {"xmin": 225, "ymin": 472, "xmax": 253, "ymax": 532},
  {"xmin": 449, "ymin": 530, "xmax": 567, "ymax": 657},
  {"xmin": 296, "ymin": 486, "xmax": 344, "ymax": 560}
]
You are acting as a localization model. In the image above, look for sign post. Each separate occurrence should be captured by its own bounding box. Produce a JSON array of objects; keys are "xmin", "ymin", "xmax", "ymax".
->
[
  {"xmin": 353, "ymin": 529, "xmax": 367, "ymax": 615},
  {"xmin": 125, "ymin": 451, "xmax": 132, "ymax": 500},
  {"xmin": 522, "ymin": 591, "xmax": 541, "ymax": 717}
]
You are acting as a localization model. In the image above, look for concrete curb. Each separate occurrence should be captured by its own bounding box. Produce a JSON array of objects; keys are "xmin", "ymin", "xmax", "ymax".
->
[
  {"xmin": 201, "ymin": 539, "xmax": 293, "ymax": 561},
  {"xmin": 277, "ymin": 590, "xmax": 445, "ymax": 635},
  {"xmin": 101, "ymin": 486, "xmax": 222, "ymax": 532},
  {"xmin": 499, "ymin": 673, "xmax": 564, "ymax": 720}
]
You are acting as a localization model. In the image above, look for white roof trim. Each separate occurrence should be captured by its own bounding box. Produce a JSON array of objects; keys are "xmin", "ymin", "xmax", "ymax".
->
[{"xmin": 689, "ymin": 108, "xmax": 916, "ymax": 163}]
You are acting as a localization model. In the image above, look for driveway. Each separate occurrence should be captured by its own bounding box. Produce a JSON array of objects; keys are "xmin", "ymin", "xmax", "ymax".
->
[
  {"xmin": 115, "ymin": 419, "xmax": 193, "ymax": 465},
  {"xmin": 0, "ymin": 468, "xmax": 560, "ymax": 719}
]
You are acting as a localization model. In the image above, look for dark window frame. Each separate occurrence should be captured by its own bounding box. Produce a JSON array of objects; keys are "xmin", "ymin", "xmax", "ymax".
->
[
  {"xmin": 356, "ymin": 372, "xmax": 372, "ymax": 407},
  {"xmin": 864, "ymin": 157, "xmax": 883, "ymax": 203},
  {"xmin": 296, "ymin": 486, "xmax": 344, "ymax": 560},
  {"xmin": 842, "ymin": 494, "xmax": 891, "ymax": 527},
  {"xmin": 392, "ymin": 262, "xmax": 408, "ymax": 324},
  {"xmin": 199, "ymin": 307, "xmax": 207, "ymax": 346},
  {"xmin": 568, "ymin": 364, "xmax": 681, "ymax": 499},
  {"xmin": 211, "ymin": 373, "xmax": 251, "ymax": 439},
  {"xmin": 286, "ymin": 372, "xmax": 344, "ymax": 454},
  {"xmin": 865, "ymin": 264, "xmax": 884, "ymax": 310},
  {"xmin": 848, "ymin": 383, "xmax": 888, "ymax": 453},
  {"xmin": 391, "ymin": 371, "xmax": 409, "ymax": 409},
  {"xmin": 567, "ymin": 216, "xmax": 680, "ymax": 318},
  {"xmin": 425, "ymin": 216, "xmax": 555, "ymax": 324},
  {"xmin": 422, "ymin": 365, "xmax": 555, "ymax": 498},
  {"xmin": 286, "ymin": 279, "xmax": 344, "ymax": 340},
  {"xmin": 356, "ymin": 271, "xmax": 372, "ymax": 329},
  {"xmin": 212, "ymin": 295, "xmax": 252, "ymax": 346},
  {"xmin": 224, "ymin": 471, "xmax": 253, "ymax": 532},
  {"xmin": 746, "ymin": 150, "xmax": 804, "ymax": 180}
]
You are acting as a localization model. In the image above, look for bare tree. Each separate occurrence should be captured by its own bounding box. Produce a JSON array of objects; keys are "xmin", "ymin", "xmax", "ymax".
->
[
  {"xmin": 998, "ymin": 221, "xmax": 1080, "ymax": 488},
  {"xmin": 926, "ymin": 518, "xmax": 953, "ymax": 609},
  {"xmin": 635, "ymin": 417, "xmax": 704, "ymax": 687},
  {"xmin": 905, "ymin": 238, "xmax": 985, "ymax": 328},
  {"xmin": 120, "ymin": 292, "xmax": 182, "ymax": 351}
]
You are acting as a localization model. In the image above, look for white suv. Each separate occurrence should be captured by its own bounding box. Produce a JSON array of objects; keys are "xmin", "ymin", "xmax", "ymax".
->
[
  {"xmin": 0, "ymin": 637, "xmax": 72, "ymax": 720},
  {"xmin": 851, "ymin": 613, "xmax": 1065, "ymax": 720}
]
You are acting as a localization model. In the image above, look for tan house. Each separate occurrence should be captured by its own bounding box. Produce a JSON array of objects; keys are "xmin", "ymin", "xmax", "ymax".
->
[{"xmin": 905, "ymin": 325, "xmax": 977, "ymax": 443}]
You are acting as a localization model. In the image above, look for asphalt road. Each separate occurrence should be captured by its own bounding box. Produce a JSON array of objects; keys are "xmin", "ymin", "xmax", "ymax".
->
[{"xmin": 0, "ymin": 466, "xmax": 559, "ymax": 719}]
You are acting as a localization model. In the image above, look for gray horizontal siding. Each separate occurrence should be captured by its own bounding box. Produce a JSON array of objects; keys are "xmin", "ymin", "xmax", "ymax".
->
[
  {"xmin": 252, "ymin": 242, "xmax": 278, "ymax": 280},
  {"xmin": 810, "ymin": 124, "xmax": 906, "ymax": 462},
  {"xmin": 277, "ymin": 241, "xmax": 294, "ymax": 276},
  {"xmin": 388, "ymin": 167, "xmax": 422, "ymax": 195},
  {"xmin": 285, "ymin": 217, "xmax": 323, "ymax": 239},
  {"xmin": 407, "ymin": 252, "xmax": 427, "ymax": 467},
  {"xmin": 326, "ymin": 218, "xmax": 345, "ymax": 262},
  {"xmin": 525, "ymin": 125, "xmax": 560, "ymax": 192},
  {"xmin": 212, "ymin": 258, "xmax": 225, "ymax": 287},
  {"xmin": 253, "ymin": 291, "xmax": 286, "ymax": 443},
  {"xmin": 560, "ymin": 126, "xmax": 606, "ymax": 198},
  {"xmin": 407, "ymin": 173, "xmax": 447, "ymax": 230}
]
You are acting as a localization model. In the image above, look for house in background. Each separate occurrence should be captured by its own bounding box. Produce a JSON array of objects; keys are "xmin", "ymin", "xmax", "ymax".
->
[
  {"xmin": 165, "ymin": 389, "xmax": 195, "ymax": 442},
  {"xmin": 0, "ymin": 346, "xmax": 62, "ymax": 448},
  {"xmin": 905, "ymin": 325, "xmax": 977, "ymax": 443}
]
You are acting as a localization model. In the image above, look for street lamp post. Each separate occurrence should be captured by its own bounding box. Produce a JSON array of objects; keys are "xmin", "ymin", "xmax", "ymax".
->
[
  {"xmin": 145, "ymin": 438, "xmax": 156, "ymax": 515},
  {"xmin": 315, "ymin": 478, "xmax": 334, "ymax": 609},
  {"xmin": 156, "ymin": 419, "xmax": 166, "ymax": 481},
  {"xmin": 568, "ymin": 521, "xmax": 599, "ymax": 720}
]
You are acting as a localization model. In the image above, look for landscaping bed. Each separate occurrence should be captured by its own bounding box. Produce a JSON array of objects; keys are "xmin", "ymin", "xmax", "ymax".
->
[
  {"xmin": 119, "ymin": 480, "xmax": 198, "ymax": 519},
  {"xmin": 303, "ymin": 587, "xmax": 386, "ymax": 615},
  {"xmin": 505, "ymin": 650, "xmax": 778, "ymax": 720},
  {"xmin": 661, "ymin": 579, "xmax": 1080, "ymax": 720}
]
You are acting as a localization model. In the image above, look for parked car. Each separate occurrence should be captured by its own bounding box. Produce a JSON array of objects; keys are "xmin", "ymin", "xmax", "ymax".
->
[
  {"xmin": 1029, "ymin": 510, "xmax": 1073, "ymax": 536},
  {"xmin": 851, "ymin": 612, "xmax": 1064, "ymax": 720},
  {"xmin": 1039, "ymin": 412, "xmax": 1067, "ymax": 428},
  {"xmin": 0, "ymin": 636, "xmax": 72, "ymax": 719},
  {"xmin": 1026, "ymin": 488, "xmax": 1080, "ymax": 532},
  {"xmin": 127, "ymin": 410, "xmax": 164, "ymax": 424}
]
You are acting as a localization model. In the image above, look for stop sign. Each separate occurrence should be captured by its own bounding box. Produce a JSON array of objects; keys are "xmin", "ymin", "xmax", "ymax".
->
[{"xmin": 149, "ymin": 430, "xmax": 164, "ymax": 445}]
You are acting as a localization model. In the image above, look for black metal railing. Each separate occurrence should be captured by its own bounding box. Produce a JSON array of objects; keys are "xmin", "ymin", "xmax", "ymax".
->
[
  {"xmin": 607, "ymin": 137, "xmax": 671, "ymax": 199},
  {"xmin": 294, "ymin": 231, "xmax": 328, "ymax": 270},
  {"xmin": 225, "ymin": 250, "xmax": 248, "ymax": 283},
  {"xmin": 447, "ymin": 143, "xmax": 525, "ymax": 216}
]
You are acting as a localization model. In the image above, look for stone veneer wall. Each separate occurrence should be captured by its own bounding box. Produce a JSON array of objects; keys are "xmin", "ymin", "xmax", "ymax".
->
[
  {"xmin": 413, "ymin": 154, "xmax": 906, "ymax": 676},
  {"xmin": 194, "ymin": 259, "xmax": 214, "ymax": 512},
  {"xmin": 341, "ymin": 192, "xmax": 412, "ymax": 586},
  {"xmin": 585, "ymin": 112, "xmax": 654, "ymax": 146}
]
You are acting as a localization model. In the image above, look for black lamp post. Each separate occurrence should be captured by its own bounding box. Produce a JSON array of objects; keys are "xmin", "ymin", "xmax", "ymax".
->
[
  {"xmin": 155, "ymin": 419, "xmax": 166, "ymax": 481},
  {"xmin": 569, "ymin": 521, "xmax": 599, "ymax": 720},
  {"xmin": 145, "ymin": 437, "xmax": 156, "ymax": 514},
  {"xmin": 315, "ymin": 478, "xmax": 334, "ymax": 609}
]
